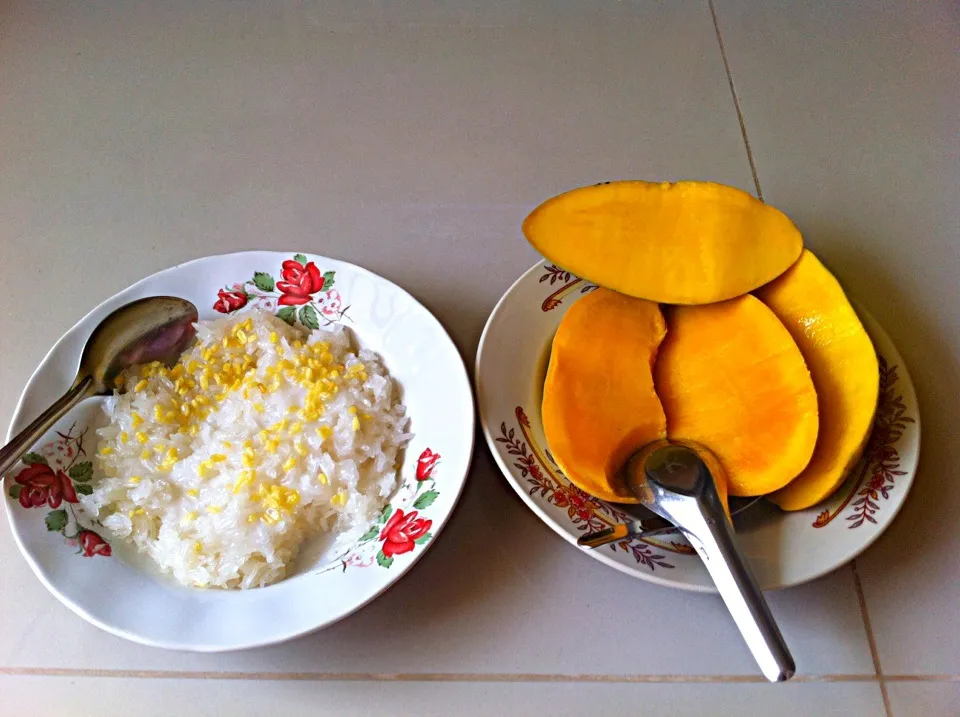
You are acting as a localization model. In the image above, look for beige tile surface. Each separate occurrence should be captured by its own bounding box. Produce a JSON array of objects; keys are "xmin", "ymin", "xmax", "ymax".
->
[
  {"xmin": 1, "ymin": 0, "xmax": 955, "ymax": 712},
  {"xmin": 887, "ymin": 681, "xmax": 960, "ymax": 717},
  {"xmin": 713, "ymin": 0, "xmax": 960, "ymax": 677},
  {"xmin": 0, "ymin": 675, "xmax": 888, "ymax": 717}
]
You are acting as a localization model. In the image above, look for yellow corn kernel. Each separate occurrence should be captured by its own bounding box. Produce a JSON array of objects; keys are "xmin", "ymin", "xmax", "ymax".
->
[
  {"xmin": 186, "ymin": 488, "xmax": 199, "ymax": 497},
  {"xmin": 317, "ymin": 472, "xmax": 328, "ymax": 485},
  {"xmin": 352, "ymin": 416, "xmax": 360, "ymax": 432},
  {"xmin": 131, "ymin": 412, "xmax": 143, "ymax": 428},
  {"xmin": 188, "ymin": 424, "xmax": 200, "ymax": 436},
  {"xmin": 99, "ymin": 445, "xmax": 113, "ymax": 455},
  {"xmin": 127, "ymin": 509, "xmax": 135, "ymax": 518},
  {"xmin": 266, "ymin": 439, "xmax": 279, "ymax": 454},
  {"xmin": 193, "ymin": 541, "xmax": 203, "ymax": 554},
  {"xmin": 247, "ymin": 513, "xmax": 260, "ymax": 524},
  {"xmin": 253, "ymin": 403, "xmax": 265, "ymax": 414},
  {"xmin": 316, "ymin": 425, "xmax": 332, "ymax": 440},
  {"xmin": 282, "ymin": 457, "xmax": 297, "ymax": 472},
  {"xmin": 269, "ymin": 332, "xmax": 279, "ymax": 344},
  {"xmin": 207, "ymin": 506, "xmax": 222, "ymax": 514},
  {"xmin": 154, "ymin": 405, "xmax": 165, "ymax": 422},
  {"xmin": 210, "ymin": 453, "xmax": 226, "ymax": 463},
  {"xmin": 134, "ymin": 379, "xmax": 149, "ymax": 392},
  {"xmin": 289, "ymin": 422, "xmax": 302, "ymax": 435},
  {"xmin": 129, "ymin": 476, "xmax": 141, "ymax": 484},
  {"xmin": 167, "ymin": 447, "xmax": 179, "ymax": 459},
  {"xmin": 288, "ymin": 404, "xmax": 300, "ymax": 414},
  {"xmin": 328, "ymin": 369, "xmax": 340, "ymax": 380},
  {"xmin": 119, "ymin": 432, "xmax": 129, "ymax": 444},
  {"xmin": 235, "ymin": 329, "xmax": 248, "ymax": 345},
  {"xmin": 184, "ymin": 511, "xmax": 198, "ymax": 522},
  {"xmin": 222, "ymin": 441, "xmax": 233, "ymax": 449},
  {"xmin": 140, "ymin": 449, "xmax": 152, "ymax": 460},
  {"xmin": 293, "ymin": 340, "xmax": 303, "ymax": 350},
  {"xmin": 294, "ymin": 441, "xmax": 307, "ymax": 457},
  {"xmin": 134, "ymin": 507, "xmax": 146, "ymax": 516},
  {"xmin": 198, "ymin": 461, "xmax": 212, "ymax": 479}
]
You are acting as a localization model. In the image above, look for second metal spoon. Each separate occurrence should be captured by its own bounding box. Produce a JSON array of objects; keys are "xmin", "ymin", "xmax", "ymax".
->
[{"xmin": 0, "ymin": 296, "xmax": 199, "ymax": 478}]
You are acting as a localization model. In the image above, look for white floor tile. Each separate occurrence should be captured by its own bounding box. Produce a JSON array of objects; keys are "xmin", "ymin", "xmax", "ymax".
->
[
  {"xmin": 712, "ymin": 0, "xmax": 960, "ymax": 677},
  {"xmin": 0, "ymin": 675, "xmax": 888, "ymax": 717},
  {"xmin": 887, "ymin": 681, "xmax": 960, "ymax": 717}
]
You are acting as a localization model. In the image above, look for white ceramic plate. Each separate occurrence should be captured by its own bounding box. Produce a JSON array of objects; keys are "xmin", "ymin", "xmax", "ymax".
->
[
  {"xmin": 4, "ymin": 251, "xmax": 475, "ymax": 650},
  {"xmin": 476, "ymin": 261, "xmax": 920, "ymax": 592}
]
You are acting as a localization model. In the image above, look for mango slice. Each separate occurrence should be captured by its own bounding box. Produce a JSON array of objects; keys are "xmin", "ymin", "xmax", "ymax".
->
[
  {"xmin": 756, "ymin": 250, "xmax": 880, "ymax": 511},
  {"xmin": 653, "ymin": 295, "xmax": 819, "ymax": 497},
  {"xmin": 542, "ymin": 288, "xmax": 667, "ymax": 503},
  {"xmin": 522, "ymin": 180, "xmax": 803, "ymax": 305}
]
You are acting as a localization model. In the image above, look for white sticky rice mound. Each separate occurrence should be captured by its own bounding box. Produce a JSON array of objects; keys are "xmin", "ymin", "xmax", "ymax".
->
[{"xmin": 84, "ymin": 311, "xmax": 409, "ymax": 589}]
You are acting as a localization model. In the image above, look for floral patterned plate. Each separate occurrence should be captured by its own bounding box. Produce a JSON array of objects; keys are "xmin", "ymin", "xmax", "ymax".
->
[
  {"xmin": 3, "ymin": 251, "xmax": 474, "ymax": 650},
  {"xmin": 475, "ymin": 261, "xmax": 920, "ymax": 592}
]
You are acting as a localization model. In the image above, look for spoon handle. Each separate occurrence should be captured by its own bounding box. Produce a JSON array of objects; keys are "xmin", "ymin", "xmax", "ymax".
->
[
  {"xmin": 0, "ymin": 377, "xmax": 94, "ymax": 477},
  {"xmin": 682, "ymin": 501, "xmax": 795, "ymax": 682},
  {"xmin": 639, "ymin": 446, "xmax": 795, "ymax": 683}
]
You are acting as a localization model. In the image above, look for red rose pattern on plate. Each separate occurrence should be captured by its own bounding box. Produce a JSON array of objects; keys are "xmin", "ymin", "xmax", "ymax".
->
[
  {"xmin": 5, "ymin": 423, "xmax": 111, "ymax": 558},
  {"xmin": 213, "ymin": 252, "xmax": 349, "ymax": 329}
]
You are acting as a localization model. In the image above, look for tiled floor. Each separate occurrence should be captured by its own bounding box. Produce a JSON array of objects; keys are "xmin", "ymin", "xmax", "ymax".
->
[{"xmin": 1, "ymin": 2, "xmax": 956, "ymax": 715}]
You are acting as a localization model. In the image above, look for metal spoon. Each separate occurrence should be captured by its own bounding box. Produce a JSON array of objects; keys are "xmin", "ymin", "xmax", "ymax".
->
[
  {"xmin": 625, "ymin": 439, "xmax": 795, "ymax": 683},
  {"xmin": 0, "ymin": 296, "xmax": 199, "ymax": 477}
]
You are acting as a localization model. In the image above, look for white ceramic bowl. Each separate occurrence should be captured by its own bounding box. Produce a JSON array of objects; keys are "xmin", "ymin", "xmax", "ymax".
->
[
  {"xmin": 476, "ymin": 261, "xmax": 920, "ymax": 592},
  {"xmin": 4, "ymin": 251, "xmax": 475, "ymax": 650}
]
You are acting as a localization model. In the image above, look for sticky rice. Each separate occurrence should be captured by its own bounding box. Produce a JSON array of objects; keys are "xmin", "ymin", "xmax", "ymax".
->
[{"xmin": 83, "ymin": 311, "xmax": 408, "ymax": 589}]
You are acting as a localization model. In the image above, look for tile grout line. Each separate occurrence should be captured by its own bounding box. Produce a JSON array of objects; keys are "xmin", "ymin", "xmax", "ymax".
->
[
  {"xmin": 2, "ymin": 666, "xmax": 956, "ymax": 683},
  {"xmin": 0, "ymin": 667, "xmax": 882, "ymax": 683},
  {"xmin": 707, "ymin": 0, "xmax": 763, "ymax": 201},
  {"xmin": 853, "ymin": 560, "xmax": 893, "ymax": 717}
]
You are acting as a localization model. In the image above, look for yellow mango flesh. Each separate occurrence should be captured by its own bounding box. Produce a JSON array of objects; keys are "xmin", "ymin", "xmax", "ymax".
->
[
  {"xmin": 522, "ymin": 180, "xmax": 803, "ymax": 305},
  {"xmin": 654, "ymin": 296, "xmax": 819, "ymax": 497},
  {"xmin": 756, "ymin": 250, "xmax": 880, "ymax": 511},
  {"xmin": 542, "ymin": 288, "xmax": 667, "ymax": 503}
]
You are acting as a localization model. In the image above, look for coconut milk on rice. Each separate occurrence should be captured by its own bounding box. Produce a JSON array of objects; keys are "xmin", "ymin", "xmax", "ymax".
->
[{"xmin": 83, "ymin": 311, "xmax": 409, "ymax": 589}]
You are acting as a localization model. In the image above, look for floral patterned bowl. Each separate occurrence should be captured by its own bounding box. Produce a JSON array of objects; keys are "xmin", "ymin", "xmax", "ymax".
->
[
  {"xmin": 3, "ymin": 251, "xmax": 475, "ymax": 650},
  {"xmin": 476, "ymin": 261, "xmax": 920, "ymax": 592}
]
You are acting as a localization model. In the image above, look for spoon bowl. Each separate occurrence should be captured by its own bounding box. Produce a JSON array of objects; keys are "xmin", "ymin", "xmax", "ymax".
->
[{"xmin": 0, "ymin": 296, "xmax": 198, "ymax": 477}]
